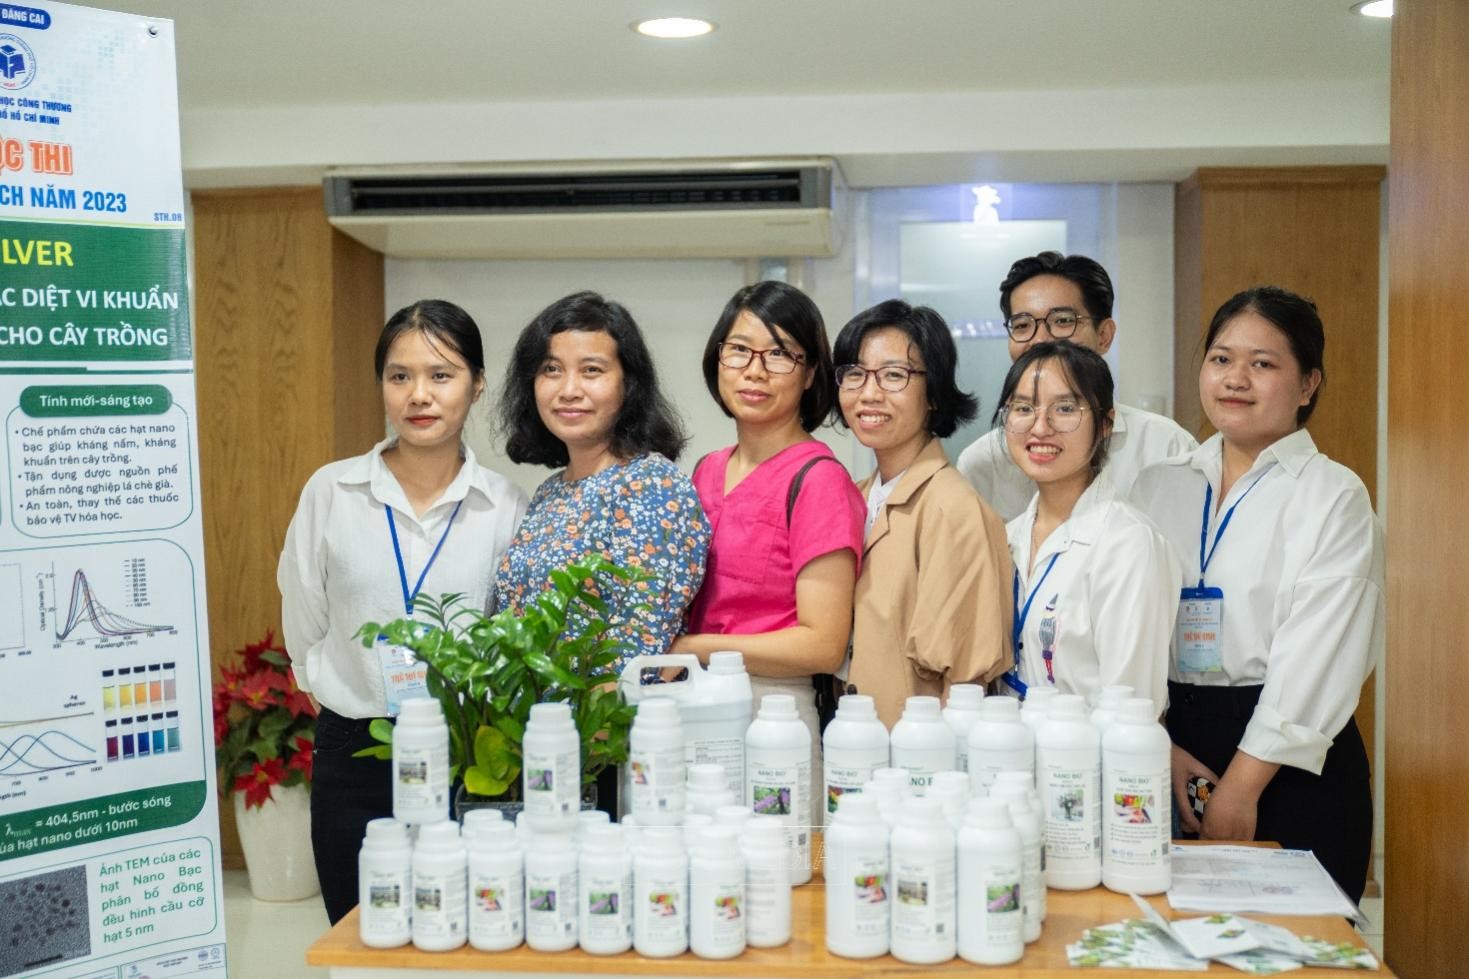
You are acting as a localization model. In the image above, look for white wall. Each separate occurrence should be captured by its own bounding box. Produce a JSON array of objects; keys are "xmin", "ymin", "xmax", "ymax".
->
[{"xmin": 1107, "ymin": 183, "xmax": 1177, "ymax": 414}]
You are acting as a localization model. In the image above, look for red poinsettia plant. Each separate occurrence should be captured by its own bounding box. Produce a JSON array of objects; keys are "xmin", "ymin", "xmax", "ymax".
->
[{"xmin": 212, "ymin": 629, "xmax": 317, "ymax": 809}]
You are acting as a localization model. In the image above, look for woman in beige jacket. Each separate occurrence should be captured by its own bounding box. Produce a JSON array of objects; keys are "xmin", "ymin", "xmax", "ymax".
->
[{"xmin": 832, "ymin": 300, "xmax": 1013, "ymax": 728}]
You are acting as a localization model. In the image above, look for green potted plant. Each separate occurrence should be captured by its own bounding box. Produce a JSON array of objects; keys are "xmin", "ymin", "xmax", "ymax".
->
[{"xmin": 354, "ymin": 555, "xmax": 645, "ymax": 812}]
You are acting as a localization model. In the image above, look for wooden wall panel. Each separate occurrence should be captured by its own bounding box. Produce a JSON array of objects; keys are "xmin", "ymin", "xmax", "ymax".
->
[{"xmin": 1385, "ymin": 1, "xmax": 1469, "ymax": 974}]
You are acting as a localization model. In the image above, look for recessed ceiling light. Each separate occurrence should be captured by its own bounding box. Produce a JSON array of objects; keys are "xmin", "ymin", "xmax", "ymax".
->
[
  {"xmin": 634, "ymin": 17, "xmax": 715, "ymax": 39},
  {"xmin": 1351, "ymin": 0, "xmax": 1392, "ymax": 17}
]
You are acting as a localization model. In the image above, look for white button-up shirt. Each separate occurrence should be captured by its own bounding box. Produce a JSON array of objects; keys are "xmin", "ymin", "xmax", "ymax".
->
[
  {"xmin": 277, "ymin": 440, "xmax": 528, "ymax": 718},
  {"xmin": 1130, "ymin": 430, "xmax": 1384, "ymax": 774},
  {"xmin": 959, "ymin": 403, "xmax": 1199, "ymax": 521}
]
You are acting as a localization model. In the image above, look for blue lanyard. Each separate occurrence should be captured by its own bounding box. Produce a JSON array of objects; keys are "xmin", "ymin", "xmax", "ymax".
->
[
  {"xmin": 1197, "ymin": 469, "xmax": 1271, "ymax": 586},
  {"xmin": 1004, "ymin": 552, "xmax": 1060, "ymax": 695},
  {"xmin": 386, "ymin": 500, "xmax": 463, "ymax": 617}
]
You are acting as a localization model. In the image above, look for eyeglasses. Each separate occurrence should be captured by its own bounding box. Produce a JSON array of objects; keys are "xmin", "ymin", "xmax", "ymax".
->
[
  {"xmin": 1000, "ymin": 401, "xmax": 1090, "ymax": 434},
  {"xmin": 717, "ymin": 342, "xmax": 804, "ymax": 374},
  {"xmin": 835, "ymin": 364, "xmax": 927, "ymax": 392},
  {"xmin": 1004, "ymin": 309, "xmax": 1093, "ymax": 343}
]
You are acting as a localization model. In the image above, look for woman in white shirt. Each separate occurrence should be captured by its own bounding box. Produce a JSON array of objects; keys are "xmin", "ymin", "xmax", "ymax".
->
[
  {"xmin": 999, "ymin": 342, "xmax": 1180, "ymax": 712},
  {"xmin": 277, "ymin": 300, "xmax": 527, "ymax": 923},
  {"xmin": 1131, "ymin": 286, "xmax": 1382, "ymax": 902}
]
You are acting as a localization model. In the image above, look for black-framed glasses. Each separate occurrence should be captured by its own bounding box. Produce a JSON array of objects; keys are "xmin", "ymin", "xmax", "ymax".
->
[
  {"xmin": 1000, "ymin": 401, "xmax": 1090, "ymax": 434},
  {"xmin": 834, "ymin": 364, "xmax": 928, "ymax": 392},
  {"xmin": 717, "ymin": 342, "xmax": 804, "ymax": 374},
  {"xmin": 1004, "ymin": 308, "xmax": 1093, "ymax": 342}
]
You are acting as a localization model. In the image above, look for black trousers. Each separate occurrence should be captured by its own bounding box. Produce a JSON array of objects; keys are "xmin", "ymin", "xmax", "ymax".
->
[
  {"xmin": 311, "ymin": 708, "xmax": 393, "ymax": 924},
  {"xmin": 1166, "ymin": 681, "xmax": 1372, "ymax": 902}
]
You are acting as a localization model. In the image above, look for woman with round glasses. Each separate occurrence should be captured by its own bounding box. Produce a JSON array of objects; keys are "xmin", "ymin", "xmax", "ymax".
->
[
  {"xmin": 832, "ymin": 300, "xmax": 1012, "ymax": 728},
  {"xmin": 998, "ymin": 341, "xmax": 1180, "ymax": 712},
  {"xmin": 1131, "ymin": 287, "xmax": 1382, "ymax": 901}
]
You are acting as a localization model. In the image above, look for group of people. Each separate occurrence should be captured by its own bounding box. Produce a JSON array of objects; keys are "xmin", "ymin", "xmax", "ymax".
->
[{"xmin": 277, "ymin": 251, "xmax": 1383, "ymax": 922}]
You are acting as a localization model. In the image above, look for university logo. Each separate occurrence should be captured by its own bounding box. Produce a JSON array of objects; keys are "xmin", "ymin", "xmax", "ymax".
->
[{"xmin": 0, "ymin": 32, "xmax": 35, "ymax": 90}]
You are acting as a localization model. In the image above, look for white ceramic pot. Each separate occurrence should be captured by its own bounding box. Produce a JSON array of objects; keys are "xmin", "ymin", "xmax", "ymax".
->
[{"xmin": 234, "ymin": 784, "xmax": 321, "ymax": 902}]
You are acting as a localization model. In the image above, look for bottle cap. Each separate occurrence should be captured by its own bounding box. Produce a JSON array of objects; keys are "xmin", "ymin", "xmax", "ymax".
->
[
  {"xmin": 714, "ymin": 804, "xmax": 753, "ymax": 827},
  {"xmin": 577, "ymin": 809, "xmax": 610, "ymax": 833},
  {"xmin": 528, "ymin": 701, "xmax": 573, "ymax": 726},
  {"xmin": 979, "ymin": 696, "xmax": 1021, "ymax": 718},
  {"xmin": 742, "ymin": 815, "xmax": 784, "ymax": 847},
  {"xmin": 834, "ymin": 792, "xmax": 880, "ymax": 823},
  {"xmin": 532, "ymin": 830, "xmax": 574, "ymax": 852},
  {"xmin": 896, "ymin": 794, "xmax": 943, "ymax": 828},
  {"xmin": 398, "ymin": 698, "xmax": 443, "ymax": 723},
  {"xmin": 472, "ymin": 821, "xmax": 519, "ymax": 849},
  {"xmin": 931, "ymin": 770, "xmax": 971, "ymax": 796},
  {"xmin": 461, "ymin": 809, "xmax": 504, "ymax": 835},
  {"xmin": 758, "ymin": 693, "xmax": 797, "ymax": 719},
  {"xmin": 1022, "ymin": 688, "xmax": 1058, "ymax": 712},
  {"xmin": 1098, "ymin": 685, "xmax": 1134, "ymax": 708},
  {"xmin": 415, "ymin": 820, "xmax": 462, "ymax": 850},
  {"xmin": 686, "ymin": 763, "xmax": 729, "ymax": 794},
  {"xmin": 636, "ymin": 696, "xmax": 681, "ymax": 727},
  {"xmin": 946, "ymin": 684, "xmax": 984, "ymax": 711},
  {"xmin": 834, "ymin": 694, "xmax": 877, "ymax": 721},
  {"xmin": 901, "ymin": 695, "xmax": 942, "ymax": 720},
  {"xmin": 364, "ymin": 818, "xmax": 411, "ymax": 846},
  {"xmin": 708, "ymin": 650, "xmax": 746, "ymax": 674},
  {"xmin": 1050, "ymin": 694, "xmax": 1086, "ymax": 719},
  {"xmin": 696, "ymin": 823, "xmax": 740, "ymax": 851},
  {"xmin": 965, "ymin": 797, "xmax": 1014, "ymax": 830},
  {"xmin": 581, "ymin": 822, "xmax": 624, "ymax": 849},
  {"xmin": 1118, "ymin": 697, "xmax": 1157, "ymax": 723}
]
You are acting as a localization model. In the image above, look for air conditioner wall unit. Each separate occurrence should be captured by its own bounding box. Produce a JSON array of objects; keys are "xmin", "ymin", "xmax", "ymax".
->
[{"xmin": 322, "ymin": 158, "xmax": 846, "ymax": 260}]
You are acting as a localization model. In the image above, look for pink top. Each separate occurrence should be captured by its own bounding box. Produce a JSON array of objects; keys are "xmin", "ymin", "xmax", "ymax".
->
[{"xmin": 687, "ymin": 440, "xmax": 865, "ymax": 636}]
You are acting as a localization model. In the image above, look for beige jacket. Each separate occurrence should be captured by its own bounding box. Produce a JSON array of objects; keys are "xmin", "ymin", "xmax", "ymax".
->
[{"xmin": 848, "ymin": 437, "xmax": 1014, "ymax": 729}]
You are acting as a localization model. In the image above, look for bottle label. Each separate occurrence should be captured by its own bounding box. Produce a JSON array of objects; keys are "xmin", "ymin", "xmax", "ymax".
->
[
  {"xmin": 526, "ymin": 869, "xmax": 577, "ymax": 940},
  {"xmin": 1019, "ymin": 838, "xmax": 1042, "ymax": 926},
  {"xmin": 1104, "ymin": 766, "xmax": 1172, "ymax": 868},
  {"xmin": 525, "ymin": 747, "xmax": 579, "ymax": 819},
  {"xmin": 468, "ymin": 867, "xmax": 523, "ymax": 943},
  {"xmin": 955, "ymin": 741, "xmax": 970, "ymax": 773},
  {"xmin": 631, "ymin": 742, "xmax": 685, "ymax": 818},
  {"xmin": 395, "ymin": 743, "xmax": 447, "ymax": 812},
  {"xmin": 743, "ymin": 859, "xmax": 788, "ymax": 944},
  {"xmin": 824, "ymin": 760, "xmax": 874, "ymax": 814},
  {"xmin": 982, "ymin": 863, "xmax": 1023, "ymax": 945},
  {"xmin": 638, "ymin": 872, "xmax": 686, "ymax": 943},
  {"xmin": 703, "ymin": 882, "xmax": 745, "ymax": 950},
  {"xmin": 361, "ymin": 868, "xmax": 410, "ymax": 935},
  {"xmin": 847, "ymin": 855, "xmax": 889, "ymax": 937},
  {"xmin": 1043, "ymin": 764, "xmax": 1101, "ymax": 860},
  {"xmin": 413, "ymin": 874, "xmax": 466, "ymax": 939},
  {"xmin": 749, "ymin": 760, "xmax": 810, "ymax": 867},
  {"xmin": 687, "ymin": 736, "xmax": 744, "ymax": 796},
  {"xmin": 891, "ymin": 854, "xmax": 954, "ymax": 942},
  {"xmin": 582, "ymin": 869, "xmax": 630, "ymax": 942}
]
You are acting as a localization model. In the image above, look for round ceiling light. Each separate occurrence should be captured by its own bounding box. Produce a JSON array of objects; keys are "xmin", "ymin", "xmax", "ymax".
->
[
  {"xmin": 1351, "ymin": 0, "xmax": 1392, "ymax": 17},
  {"xmin": 635, "ymin": 17, "xmax": 715, "ymax": 39}
]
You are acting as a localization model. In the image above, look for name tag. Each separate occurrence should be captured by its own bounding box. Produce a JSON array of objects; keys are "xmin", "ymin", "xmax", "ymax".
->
[
  {"xmin": 375, "ymin": 635, "xmax": 429, "ymax": 716},
  {"xmin": 1177, "ymin": 586, "xmax": 1224, "ymax": 673}
]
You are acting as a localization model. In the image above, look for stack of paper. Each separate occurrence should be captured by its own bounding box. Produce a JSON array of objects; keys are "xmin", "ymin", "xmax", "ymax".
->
[{"xmin": 1167, "ymin": 845, "xmax": 1362, "ymax": 924}]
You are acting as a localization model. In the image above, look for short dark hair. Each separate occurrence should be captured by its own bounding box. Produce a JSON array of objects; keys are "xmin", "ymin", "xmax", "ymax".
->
[
  {"xmin": 994, "ymin": 341, "xmax": 1114, "ymax": 476},
  {"xmin": 375, "ymin": 299, "xmax": 485, "ymax": 379},
  {"xmin": 831, "ymin": 299, "xmax": 978, "ymax": 438},
  {"xmin": 498, "ymin": 291, "xmax": 688, "ymax": 467},
  {"xmin": 999, "ymin": 251, "xmax": 1115, "ymax": 324},
  {"xmin": 1204, "ymin": 286, "xmax": 1326, "ymax": 425},
  {"xmin": 701, "ymin": 281, "xmax": 836, "ymax": 432}
]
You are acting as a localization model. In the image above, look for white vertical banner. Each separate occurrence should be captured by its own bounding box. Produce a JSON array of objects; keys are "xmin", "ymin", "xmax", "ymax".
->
[{"xmin": 0, "ymin": 3, "xmax": 226, "ymax": 977}]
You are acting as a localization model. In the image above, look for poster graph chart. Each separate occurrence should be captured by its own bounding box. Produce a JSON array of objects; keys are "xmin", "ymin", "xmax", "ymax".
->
[{"xmin": 0, "ymin": 728, "xmax": 97, "ymax": 776}]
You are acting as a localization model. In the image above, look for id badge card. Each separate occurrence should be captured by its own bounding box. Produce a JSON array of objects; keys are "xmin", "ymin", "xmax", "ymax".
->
[
  {"xmin": 1177, "ymin": 585, "xmax": 1224, "ymax": 673},
  {"xmin": 375, "ymin": 634, "xmax": 429, "ymax": 716}
]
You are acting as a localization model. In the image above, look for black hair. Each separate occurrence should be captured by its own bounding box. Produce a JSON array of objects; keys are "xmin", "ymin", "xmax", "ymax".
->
[
  {"xmin": 993, "ymin": 341, "xmax": 1114, "ymax": 476},
  {"xmin": 374, "ymin": 299, "xmax": 485, "ymax": 379},
  {"xmin": 498, "ymin": 291, "xmax": 688, "ymax": 467},
  {"xmin": 701, "ymin": 281, "xmax": 836, "ymax": 432},
  {"xmin": 1204, "ymin": 286, "xmax": 1326, "ymax": 425},
  {"xmin": 998, "ymin": 251, "xmax": 1115, "ymax": 324},
  {"xmin": 831, "ymin": 299, "xmax": 978, "ymax": 438}
]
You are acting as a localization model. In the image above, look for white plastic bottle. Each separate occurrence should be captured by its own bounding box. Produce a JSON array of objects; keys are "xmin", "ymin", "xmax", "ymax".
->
[
  {"xmin": 633, "ymin": 827, "xmax": 689, "ymax": 958},
  {"xmin": 745, "ymin": 694, "xmax": 812, "ymax": 885},
  {"xmin": 928, "ymin": 770, "xmax": 971, "ymax": 832},
  {"xmin": 578, "ymin": 822, "xmax": 632, "ymax": 955},
  {"xmin": 698, "ymin": 650, "xmax": 755, "ymax": 794},
  {"xmin": 888, "ymin": 795, "xmax": 956, "ymax": 964},
  {"xmin": 713, "ymin": 803, "xmax": 752, "ymax": 832},
  {"xmin": 460, "ymin": 807, "xmax": 504, "ymax": 836},
  {"xmin": 524, "ymin": 830, "xmax": 578, "ymax": 952},
  {"xmin": 1089, "ymin": 684, "xmax": 1134, "ymax": 737},
  {"xmin": 629, "ymin": 696, "xmax": 686, "ymax": 826},
  {"xmin": 989, "ymin": 782, "xmax": 1045, "ymax": 942},
  {"xmin": 1019, "ymin": 687, "xmax": 1057, "ymax": 745},
  {"xmin": 411, "ymin": 821, "xmax": 467, "ymax": 951},
  {"xmin": 822, "ymin": 694, "xmax": 890, "ymax": 817},
  {"xmin": 619, "ymin": 814, "xmax": 642, "ymax": 853},
  {"xmin": 685, "ymin": 762, "xmax": 736, "ymax": 818},
  {"xmin": 943, "ymin": 684, "xmax": 985, "ymax": 774},
  {"xmin": 967, "ymin": 696, "xmax": 1036, "ymax": 793},
  {"xmin": 522, "ymin": 702, "xmax": 581, "ymax": 833},
  {"xmin": 863, "ymin": 767, "xmax": 911, "ymax": 829},
  {"xmin": 890, "ymin": 696, "xmax": 957, "ymax": 795},
  {"xmin": 466, "ymin": 820, "xmax": 524, "ymax": 952},
  {"xmin": 1101, "ymin": 697, "xmax": 1172, "ymax": 895},
  {"xmin": 740, "ymin": 814, "xmax": 792, "ymax": 948},
  {"xmin": 957, "ymin": 798, "xmax": 1024, "ymax": 965},
  {"xmin": 393, "ymin": 699, "xmax": 450, "ymax": 824},
  {"xmin": 1037, "ymin": 694, "xmax": 1102, "ymax": 890},
  {"xmin": 358, "ymin": 818, "xmax": 412, "ymax": 948},
  {"xmin": 824, "ymin": 793, "xmax": 890, "ymax": 959},
  {"xmin": 690, "ymin": 825, "xmax": 746, "ymax": 959},
  {"xmin": 683, "ymin": 812, "xmax": 714, "ymax": 852},
  {"xmin": 575, "ymin": 809, "xmax": 609, "ymax": 846}
]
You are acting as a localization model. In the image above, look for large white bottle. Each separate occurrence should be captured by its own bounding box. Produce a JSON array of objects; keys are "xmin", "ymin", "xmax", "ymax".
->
[
  {"xmin": 522, "ymin": 702, "xmax": 580, "ymax": 833},
  {"xmin": 890, "ymin": 696, "xmax": 956, "ymax": 795},
  {"xmin": 942, "ymin": 684, "xmax": 985, "ymax": 774},
  {"xmin": 888, "ymin": 795, "xmax": 956, "ymax": 964},
  {"xmin": 633, "ymin": 827, "xmax": 689, "ymax": 958},
  {"xmin": 824, "ymin": 792, "xmax": 890, "ymax": 960},
  {"xmin": 1101, "ymin": 697, "xmax": 1172, "ymax": 895},
  {"xmin": 745, "ymin": 694, "xmax": 812, "ymax": 885},
  {"xmin": 1089, "ymin": 684, "xmax": 1134, "ymax": 737},
  {"xmin": 411, "ymin": 821, "xmax": 467, "ymax": 951},
  {"xmin": 690, "ymin": 825, "xmax": 747, "ymax": 959},
  {"xmin": 957, "ymin": 798, "xmax": 1025, "ymax": 965},
  {"xmin": 393, "ymin": 699, "xmax": 450, "ymax": 824},
  {"xmin": 989, "ymin": 782, "xmax": 1045, "ymax": 942},
  {"xmin": 524, "ymin": 830, "xmax": 578, "ymax": 952},
  {"xmin": 1036, "ymin": 694, "xmax": 1102, "ymax": 889},
  {"xmin": 967, "ymin": 696, "xmax": 1035, "ymax": 793},
  {"xmin": 358, "ymin": 818, "xmax": 412, "ymax": 948},
  {"xmin": 577, "ymin": 822, "xmax": 632, "ymax": 955},
  {"xmin": 822, "ymin": 694, "xmax": 890, "ymax": 818},
  {"xmin": 466, "ymin": 819, "xmax": 524, "ymax": 952},
  {"xmin": 740, "ymin": 815, "xmax": 792, "ymax": 948},
  {"xmin": 628, "ymin": 696, "xmax": 686, "ymax": 826}
]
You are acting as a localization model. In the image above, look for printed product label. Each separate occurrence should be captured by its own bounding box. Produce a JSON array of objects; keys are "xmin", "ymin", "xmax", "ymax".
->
[
  {"xmin": 362, "ymin": 868, "xmax": 410, "ymax": 935},
  {"xmin": 582, "ymin": 870, "xmax": 629, "ymax": 942},
  {"xmin": 1020, "ymin": 837, "xmax": 1042, "ymax": 926},
  {"xmin": 1044, "ymin": 764, "xmax": 1101, "ymax": 860},
  {"xmin": 525, "ymin": 748, "xmax": 579, "ymax": 819},
  {"xmin": 687, "ymin": 736, "xmax": 744, "ymax": 796},
  {"xmin": 824, "ymin": 761, "xmax": 869, "ymax": 814},
  {"xmin": 743, "ymin": 861, "xmax": 785, "ymax": 944},
  {"xmin": 413, "ymin": 874, "xmax": 466, "ymax": 939},
  {"xmin": 891, "ymin": 855, "xmax": 954, "ymax": 942},
  {"xmin": 469, "ymin": 867, "xmax": 523, "ymax": 943},
  {"xmin": 396, "ymin": 743, "xmax": 448, "ymax": 812},
  {"xmin": 630, "ymin": 743, "xmax": 684, "ymax": 818},
  {"xmin": 1105, "ymin": 767, "xmax": 1171, "ymax": 867},
  {"xmin": 526, "ymin": 869, "xmax": 577, "ymax": 940},
  {"xmin": 982, "ymin": 863, "xmax": 1023, "ymax": 945},
  {"xmin": 847, "ymin": 854, "xmax": 889, "ymax": 936},
  {"xmin": 638, "ymin": 873, "xmax": 686, "ymax": 942},
  {"xmin": 703, "ymin": 882, "xmax": 745, "ymax": 951},
  {"xmin": 955, "ymin": 741, "xmax": 970, "ymax": 773},
  {"xmin": 750, "ymin": 760, "xmax": 810, "ymax": 868}
]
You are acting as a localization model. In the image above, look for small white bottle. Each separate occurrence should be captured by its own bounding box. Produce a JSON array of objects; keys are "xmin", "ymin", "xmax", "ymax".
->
[
  {"xmin": 393, "ymin": 699, "xmax": 450, "ymax": 824},
  {"xmin": 1089, "ymin": 684, "xmax": 1134, "ymax": 737},
  {"xmin": 824, "ymin": 793, "xmax": 890, "ymax": 960},
  {"xmin": 629, "ymin": 697, "xmax": 686, "ymax": 826},
  {"xmin": 942, "ymin": 684, "xmax": 985, "ymax": 774},
  {"xmin": 713, "ymin": 803, "xmax": 752, "ymax": 832},
  {"xmin": 989, "ymin": 782, "xmax": 1045, "ymax": 941},
  {"xmin": 928, "ymin": 770, "xmax": 971, "ymax": 833},
  {"xmin": 745, "ymin": 694, "xmax": 812, "ymax": 885},
  {"xmin": 967, "ymin": 696, "xmax": 1036, "ymax": 793},
  {"xmin": 619, "ymin": 814, "xmax": 643, "ymax": 853},
  {"xmin": 957, "ymin": 798, "xmax": 1025, "ymax": 965},
  {"xmin": 1019, "ymin": 687, "xmax": 1057, "ymax": 744},
  {"xmin": 690, "ymin": 825, "xmax": 747, "ymax": 959},
  {"xmin": 683, "ymin": 812, "xmax": 714, "ymax": 852},
  {"xmin": 685, "ymin": 763, "xmax": 736, "ymax": 818},
  {"xmin": 524, "ymin": 830, "xmax": 578, "ymax": 952},
  {"xmin": 633, "ymin": 827, "xmax": 690, "ymax": 958},
  {"xmin": 822, "ymin": 694, "xmax": 890, "ymax": 818},
  {"xmin": 1037, "ymin": 694, "xmax": 1102, "ymax": 890},
  {"xmin": 578, "ymin": 822, "xmax": 633, "ymax": 955},
  {"xmin": 575, "ymin": 809, "xmax": 609, "ymax": 847},
  {"xmin": 863, "ymin": 767, "xmax": 911, "ymax": 829},
  {"xmin": 358, "ymin": 818, "xmax": 412, "ymax": 948},
  {"xmin": 890, "ymin": 696, "xmax": 956, "ymax": 795},
  {"xmin": 888, "ymin": 795, "xmax": 956, "ymax": 964},
  {"xmin": 513, "ymin": 809, "xmax": 533, "ymax": 848},
  {"xmin": 411, "ymin": 821, "xmax": 467, "ymax": 951},
  {"xmin": 466, "ymin": 820, "xmax": 524, "ymax": 952},
  {"xmin": 522, "ymin": 703, "xmax": 581, "ymax": 834},
  {"xmin": 1102, "ymin": 697, "xmax": 1172, "ymax": 895},
  {"xmin": 740, "ymin": 814, "xmax": 792, "ymax": 948},
  {"xmin": 460, "ymin": 808, "xmax": 504, "ymax": 836}
]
